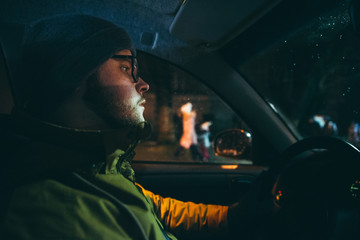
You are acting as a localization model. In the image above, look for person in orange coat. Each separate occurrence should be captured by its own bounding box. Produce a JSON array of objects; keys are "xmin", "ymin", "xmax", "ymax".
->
[{"xmin": 178, "ymin": 102, "xmax": 203, "ymax": 160}]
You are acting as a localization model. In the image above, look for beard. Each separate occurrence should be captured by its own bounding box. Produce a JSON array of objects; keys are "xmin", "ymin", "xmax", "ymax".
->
[{"xmin": 84, "ymin": 80, "xmax": 145, "ymax": 129}]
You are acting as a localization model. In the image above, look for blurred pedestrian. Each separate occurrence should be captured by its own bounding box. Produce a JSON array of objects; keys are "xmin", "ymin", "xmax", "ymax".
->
[
  {"xmin": 198, "ymin": 121, "xmax": 212, "ymax": 162},
  {"xmin": 175, "ymin": 102, "xmax": 202, "ymax": 160}
]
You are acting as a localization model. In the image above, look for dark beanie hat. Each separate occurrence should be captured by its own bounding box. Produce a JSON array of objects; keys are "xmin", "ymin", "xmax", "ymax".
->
[{"xmin": 21, "ymin": 14, "xmax": 135, "ymax": 116}]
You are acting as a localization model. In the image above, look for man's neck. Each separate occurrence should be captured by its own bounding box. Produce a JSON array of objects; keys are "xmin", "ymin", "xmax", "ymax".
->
[{"xmin": 102, "ymin": 121, "xmax": 150, "ymax": 155}]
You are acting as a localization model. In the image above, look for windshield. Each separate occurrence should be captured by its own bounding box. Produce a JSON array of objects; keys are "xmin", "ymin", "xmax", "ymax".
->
[{"xmin": 236, "ymin": 0, "xmax": 360, "ymax": 148}]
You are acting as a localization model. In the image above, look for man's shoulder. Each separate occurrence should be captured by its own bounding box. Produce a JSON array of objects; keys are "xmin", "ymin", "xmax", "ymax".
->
[{"xmin": 2, "ymin": 177, "xmax": 145, "ymax": 240}]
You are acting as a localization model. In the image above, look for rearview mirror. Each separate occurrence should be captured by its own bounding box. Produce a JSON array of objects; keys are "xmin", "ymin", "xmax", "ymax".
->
[{"xmin": 213, "ymin": 129, "xmax": 252, "ymax": 159}]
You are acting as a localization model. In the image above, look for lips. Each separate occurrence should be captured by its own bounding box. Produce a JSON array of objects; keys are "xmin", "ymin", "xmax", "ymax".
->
[{"xmin": 139, "ymin": 99, "xmax": 146, "ymax": 107}]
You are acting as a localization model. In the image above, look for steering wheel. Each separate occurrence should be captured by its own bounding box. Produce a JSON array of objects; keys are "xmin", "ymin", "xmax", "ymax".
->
[{"xmin": 267, "ymin": 136, "xmax": 360, "ymax": 239}]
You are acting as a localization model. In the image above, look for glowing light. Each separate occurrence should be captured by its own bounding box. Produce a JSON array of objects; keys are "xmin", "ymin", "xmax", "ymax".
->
[
  {"xmin": 268, "ymin": 102, "xmax": 279, "ymax": 114},
  {"xmin": 313, "ymin": 115, "xmax": 326, "ymax": 128},
  {"xmin": 221, "ymin": 165, "xmax": 238, "ymax": 170},
  {"xmin": 275, "ymin": 190, "xmax": 283, "ymax": 201}
]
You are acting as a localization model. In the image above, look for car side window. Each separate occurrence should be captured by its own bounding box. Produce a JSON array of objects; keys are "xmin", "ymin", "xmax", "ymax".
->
[
  {"xmin": 133, "ymin": 52, "xmax": 252, "ymax": 164},
  {"xmin": 238, "ymin": 3, "xmax": 360, "ymax": 148}
]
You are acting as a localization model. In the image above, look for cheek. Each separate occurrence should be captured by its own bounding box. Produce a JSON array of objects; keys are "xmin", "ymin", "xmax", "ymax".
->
[
  {"xmin": 97, "ymin": 64, "xmax": 138, "ymax": 103},
  {"xmin": 103, "ymin": 86, "xmax": 138, "ymax": 106},
  {"xmin": 103, "ymin": 86, "xmax": 127, "ymax": 103}
]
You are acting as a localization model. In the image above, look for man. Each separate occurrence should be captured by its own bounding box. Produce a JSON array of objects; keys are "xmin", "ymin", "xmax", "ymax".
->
[{"xmin": 0, "ymin": 14, "xmax": 264, "ymax": 240}]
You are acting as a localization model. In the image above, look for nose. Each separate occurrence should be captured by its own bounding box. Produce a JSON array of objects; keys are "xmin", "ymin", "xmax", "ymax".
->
[{"xmin": 135, "ymin": 77, "xmax": 150, "ymax": 94}]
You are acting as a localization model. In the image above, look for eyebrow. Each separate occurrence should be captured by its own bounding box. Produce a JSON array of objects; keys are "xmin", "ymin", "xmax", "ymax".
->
[
  {"xmin": 112, "ymin": 55, "xmax": 135, "ymax": 62},
  {"xmin": 111, "ymin": 55, "xmax": 137, "ymax": 68}
]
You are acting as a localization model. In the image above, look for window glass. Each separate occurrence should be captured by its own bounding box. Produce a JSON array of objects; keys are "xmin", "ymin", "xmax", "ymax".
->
[
  {"xmin": 238, "ymin": 2, "xmax": 360, "ymax": 148},
  {"xmin": 133, "ymin": 52, "xmax": 252, "ymax": 164}
]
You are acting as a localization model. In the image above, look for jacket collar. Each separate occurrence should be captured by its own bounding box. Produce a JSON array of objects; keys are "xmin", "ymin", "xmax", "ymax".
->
[
  {"xmin": 7, "ymin": 108, "xmax": 151, "ymax": 149},
  {"xmin": 0, "ymin": 110, "xmax": 151, "ymax": 181}
]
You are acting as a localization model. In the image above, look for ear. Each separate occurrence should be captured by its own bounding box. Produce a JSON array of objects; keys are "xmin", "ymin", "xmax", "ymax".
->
[{"xmin": 47, "ymin": 81, "xmax": 108, "ymax": 130}]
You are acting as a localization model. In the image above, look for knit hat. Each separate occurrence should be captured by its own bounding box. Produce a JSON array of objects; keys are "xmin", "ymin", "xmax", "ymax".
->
[{"xmin": 21, "ymin": 14, "xmax": 135, "ymax": 116}]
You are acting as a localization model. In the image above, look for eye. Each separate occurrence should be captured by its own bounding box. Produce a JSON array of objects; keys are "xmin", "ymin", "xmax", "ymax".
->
[{"xmin": 120, "ymin": 65, "xmax": 131, "ymax": 73}]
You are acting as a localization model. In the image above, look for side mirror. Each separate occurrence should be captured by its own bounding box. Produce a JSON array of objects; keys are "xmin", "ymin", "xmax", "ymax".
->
[{"xmin": 213, "ymin": 129, "xmax": 252, "ymax": 159}]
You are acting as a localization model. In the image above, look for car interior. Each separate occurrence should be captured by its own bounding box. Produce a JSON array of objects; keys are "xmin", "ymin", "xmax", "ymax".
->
[{"xmin": 1, "ymin": 0, "xmax": 360, "ymax": 239}]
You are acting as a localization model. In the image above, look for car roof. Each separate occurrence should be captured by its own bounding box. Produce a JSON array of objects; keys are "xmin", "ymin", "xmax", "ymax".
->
[{"xmin": 0, "ymin": 0, "xmax": 283, "ymax": 62}]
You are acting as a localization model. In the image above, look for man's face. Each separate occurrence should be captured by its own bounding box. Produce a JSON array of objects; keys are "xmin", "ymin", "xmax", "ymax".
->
[{"xmin": 86, "ymin": 49, "xmax": 149, "ymax": 127}]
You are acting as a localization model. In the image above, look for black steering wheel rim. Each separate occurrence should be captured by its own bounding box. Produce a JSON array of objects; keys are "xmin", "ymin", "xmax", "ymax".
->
[
  {"xmin": 271, "ymin": 136, "xmax": 360, "ymax": 203},
  {"xmin": 265, "ymin": 136, "xmax": 360, "ymax": 239},
  {"xmin": 279, "ymin": 136, "xmax": 360, "ymax": 167}
]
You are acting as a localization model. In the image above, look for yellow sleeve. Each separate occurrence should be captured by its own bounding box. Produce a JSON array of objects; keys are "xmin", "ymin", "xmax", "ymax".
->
[{"xmin": 136, "ymin": 184, "xmax": 229, "ymax": 237}]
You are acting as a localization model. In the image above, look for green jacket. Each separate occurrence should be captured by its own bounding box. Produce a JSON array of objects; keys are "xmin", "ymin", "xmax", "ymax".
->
[{"xmin": 0, "ymin": 117, "xmax": 228, "ymax": 240}]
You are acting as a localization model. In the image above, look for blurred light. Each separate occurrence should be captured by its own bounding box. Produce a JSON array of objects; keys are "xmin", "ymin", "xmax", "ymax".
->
[
  {"xmin": 268, "ymin": 102, "xmax": 279, "ymax": 114},
  {"xmin": 275, "ymin": 190, "xmax": 283, "ymax": 201},
  {"xmin": 313, "ymin": 115, "xmax": 326, "ymax": 128},
  {"xmin": 221, "ymin": 165, "xmax": 238, "ymax": 170}
]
